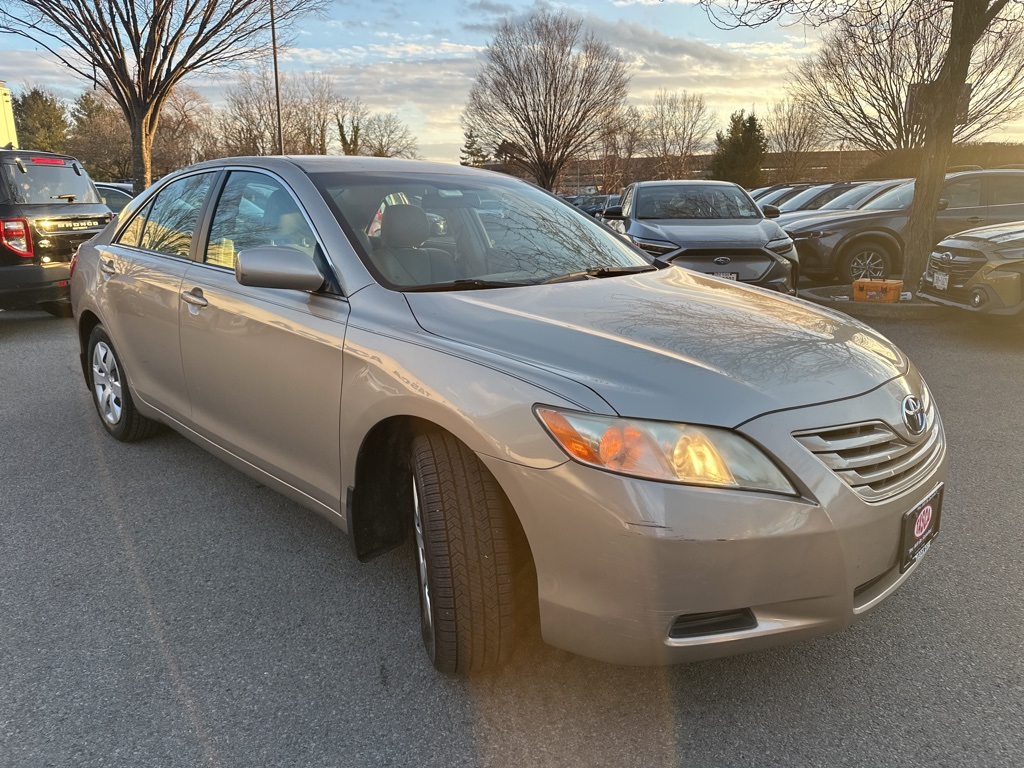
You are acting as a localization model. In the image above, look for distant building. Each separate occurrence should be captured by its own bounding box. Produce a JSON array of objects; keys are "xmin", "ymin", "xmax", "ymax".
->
[{"xmin": 0, "ymin": 81, "xmax": 17, "ymax": 149}]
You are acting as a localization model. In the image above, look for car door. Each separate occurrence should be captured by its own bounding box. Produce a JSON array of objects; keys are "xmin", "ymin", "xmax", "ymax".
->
[
  {"xmin": 983, "ymin": 174, "xmax": 1024, "ymax": 227},
  {"xmin": 935, "ymin": 176, "xmax": 985, "ymax": 240},
  {"xmin": 177, "ymin": 169, "xmax": 348, "ymax": 509},
  {"xmin": 94, "ymin": 172, "xmax": 215, "ymax": 421}
]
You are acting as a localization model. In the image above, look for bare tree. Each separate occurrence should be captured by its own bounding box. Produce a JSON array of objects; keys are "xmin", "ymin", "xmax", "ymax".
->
[
  {"xmin": 360, "ymin": 113, "xmax": 420, "ymax": 159},
  {"xmin": 593, "ymin": 105, "xmax": 647, "ymax": 192},
  {"xmin": 462, "ymin": 9, "xmax": 630, "ymax": 190},
  {"xmin": 789, "ymin": 2, "xmax": 1024, "ymax": 154},
  {"xmin": 763, "ymin": 98, "xmax": 827, "ymax": 181},
  {"xmin": 697, "ymin": 0, "xmax": 1024, "ymax": 287},
  {"xmin": 295, "ymin": 72, "xmax": 337, "ymax": 155},
  {"xmin": 0, "ymin": 0, "xmax": 326, "ymax": 191},
  {"xmin": 335, "ymin": 98, "xmax": 369, "ymax": 156},
  {"xmin": 643, "ymin": 89, "xmax": 716, "ymax": 179},
  {"xmin": 152, "ymin": 86, "xmax": 219, "ymax": 174},
  {"xmin": 219, "ymin": 69, "xmax": 282, "ymax": 156}
]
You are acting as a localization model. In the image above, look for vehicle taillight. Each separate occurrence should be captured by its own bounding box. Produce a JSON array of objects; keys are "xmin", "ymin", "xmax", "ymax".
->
[{"xmin": 1, "ymin": 219, "xmax": 33, "ymax": 257}]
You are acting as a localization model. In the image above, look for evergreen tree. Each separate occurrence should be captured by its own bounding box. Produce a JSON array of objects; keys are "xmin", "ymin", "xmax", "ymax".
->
[
  {"xmin": 459, "ymin": 129, "xmax": 490, "ymax": 167},
  {"xmin": 708, "ymin": 110, "xmax": 767, "ymax": 189},
  {"xmin": 11, "ymin": 87, "xmax": 68, "ymax": 152}
]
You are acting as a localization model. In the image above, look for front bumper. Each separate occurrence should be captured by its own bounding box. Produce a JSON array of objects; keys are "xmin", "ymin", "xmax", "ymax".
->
[
  {"xmin": 0, "ymin": 262, "xmax": 71, "ymax": 310},
  {"xmin": 920, "ymin": 267, "xmax": 1024, "ymax": 316},
  {"xmin": 480, "ymin": 380, "xmax": 947, "ymax": 666}
]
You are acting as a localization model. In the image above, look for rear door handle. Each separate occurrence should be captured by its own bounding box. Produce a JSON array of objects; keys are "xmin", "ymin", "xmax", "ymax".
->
[
  {"xmin": 99, "ymin": 260, "xmax": 116, "ymax": 275},
  {"xmin": 179, "ymin": 289, "xmax": 208, "ymax": 308},
  {"xmin": 967, "ymin": 216, "xmax": 984, "ymax": 224}
]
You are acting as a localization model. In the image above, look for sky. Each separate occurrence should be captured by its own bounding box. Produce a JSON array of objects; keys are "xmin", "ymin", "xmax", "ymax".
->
[{"xmin": 0, "ymin": 0, "xmax": 1016, "ymax": 163}]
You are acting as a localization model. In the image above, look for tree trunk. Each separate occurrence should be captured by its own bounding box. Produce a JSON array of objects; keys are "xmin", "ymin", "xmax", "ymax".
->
[
  {"xmin": 902, "ymin": 1, "xmax": 989, "ymax": 292},
  {"xmin": 129, "ymin": 108, "xmax": 159, "ymax": 193}
]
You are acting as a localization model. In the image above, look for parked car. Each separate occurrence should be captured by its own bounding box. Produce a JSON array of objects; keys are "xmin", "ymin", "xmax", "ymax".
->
[
  {"xmin": 785, "ymin": 170, "xmax": 1024, "ymax": 282},
  {"xmin": 602, "ymin": 179, "xmax": 796, "ymax": 293},
  {"xmin": 580, "ymin": 194, "xmax": 620, "ymax": 217},
  {"xmin": 72, "ymin": 156, "xmax": 946, "ymax": 673},
  {"xmin": 777, "ymin": 182, "xmax": 864, "ymax": 213},
  {"xmin": 1, "ymin": 148, "xmax": 112, "ymax": 315},
  {"xmin": 94, "ymin": 182, "xmax": 136, "ymax": 215},
  {"xmin": 755, "ymin": 183, "xmax": 816, "ymax": 208},
  {"xmin": 919, "ymin": 221, "xmax": 1024, "ymax": 315},
  {"xmin": 775, "ymin": 179, "xmax": 908, "ymax": 229}
]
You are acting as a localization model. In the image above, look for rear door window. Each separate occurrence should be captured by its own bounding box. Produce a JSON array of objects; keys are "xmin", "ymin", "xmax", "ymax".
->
[
  {"xmin": 140, "ymin": 173, "xmax": 214, "ymax": 259},
  {"xmin": 987, "ymin": 176, "xmax": 1024, "ymax": 206},
  {"xmin": 942, "ymin": 179, "xmax": 981, "ymax": 209}
]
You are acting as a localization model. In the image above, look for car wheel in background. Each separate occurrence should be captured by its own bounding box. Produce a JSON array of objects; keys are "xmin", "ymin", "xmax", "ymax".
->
[
  {"xmin": 87, "ymin": 325, "xmax": 161, "ymax": 442},
  {"xmin": 840, "ymin": 240, "xmax": 893, "ymax": 283},
  {"xmin": 409, "ymin": 430, "xmax": 524, "ymax": 674}
]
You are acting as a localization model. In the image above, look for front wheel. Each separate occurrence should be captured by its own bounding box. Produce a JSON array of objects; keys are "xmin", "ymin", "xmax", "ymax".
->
[
  {"xmin": 410, "ymin": 431, "xmax": 525, "ymax": 674},
  {"xmin": 839, "ymin": 241, "xmax": 894, "ymax": 283},
  {"xmin": 87, "ymin": 326, "xmax": 161, "ymax": 442}
]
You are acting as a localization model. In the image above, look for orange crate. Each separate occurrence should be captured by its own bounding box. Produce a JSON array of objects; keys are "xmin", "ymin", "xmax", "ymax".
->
[{"xmin": 853, "ymin": 278, "xmax": 903, "ymax": 303}]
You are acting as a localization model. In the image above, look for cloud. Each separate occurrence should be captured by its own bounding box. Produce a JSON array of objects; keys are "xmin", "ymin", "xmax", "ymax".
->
[{"xmin": 466, "ymin": 0, "xmax": 516, "ymax": 12}]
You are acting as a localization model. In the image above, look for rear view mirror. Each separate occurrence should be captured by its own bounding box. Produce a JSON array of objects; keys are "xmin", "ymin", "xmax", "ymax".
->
[
  {"xmin": 602, "ymin": 205, "xmax": 624, "ymax": 219},
  {"xmin": 762, "ymin": 204, "xmax": 780, "ymax": 219},
  {"xmin": 235, "ymin": 246, "xmax": 324, "ymax": 291}
]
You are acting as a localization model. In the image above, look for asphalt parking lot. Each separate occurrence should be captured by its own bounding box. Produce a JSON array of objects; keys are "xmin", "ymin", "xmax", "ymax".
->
[{"xmin": 2, "ymin": 306, "xmax": 1022, "ymax": 768}]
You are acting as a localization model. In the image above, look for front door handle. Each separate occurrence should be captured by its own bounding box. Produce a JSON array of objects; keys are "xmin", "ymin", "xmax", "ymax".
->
[
  {"xmin": 179, "ymin": 289, "xmax": 208, "ymax": 308},
  {"xmin": 967, "ymin": 216, "xmax": 984, "ymax": 224},
  {"xmin": 99, "ymin": 260, "xmax": 116, "ymax": 275}
]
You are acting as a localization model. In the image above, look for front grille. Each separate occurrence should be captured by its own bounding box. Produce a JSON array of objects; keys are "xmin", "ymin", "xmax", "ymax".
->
[
  {"xmin": 927, "ymin": 250, "xmax": 985, "ymax": 284},
  {"xmin": 793, "ymin": 407, "xmax": 943, "ymax": 503}
]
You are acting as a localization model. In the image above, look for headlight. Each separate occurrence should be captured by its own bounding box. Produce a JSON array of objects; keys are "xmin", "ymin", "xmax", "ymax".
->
[
  {"xmin": 535, "ymin": 407, "xmax": 797, "ymax": 495},
  {"xmin": 791, "ymin": 230, "xmax": 835, "ymax": 240},
  {"xmin": 766, "ymin": 237, "xmax": 796, "ymax": 256},
  {"xmin": 629, "ymin": 236, "xmax": 678, "ymax": 256},
  {"xmin": 994, "ymin": 246, "xmax": 1024, "ymax": 260}
]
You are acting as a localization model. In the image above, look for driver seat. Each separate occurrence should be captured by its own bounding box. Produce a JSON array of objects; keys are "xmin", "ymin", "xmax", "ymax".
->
[{"xmin": 373, "ymin": 204, "xmax": 458, "ymax": 286}]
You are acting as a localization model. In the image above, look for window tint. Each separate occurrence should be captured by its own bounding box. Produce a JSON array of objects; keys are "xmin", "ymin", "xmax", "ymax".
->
[
  {"xmin": 0, "ymin": 160, "xmax": 102, "ymax": 204},
  {"xmin": 140, "ymin": 174, "xmax": 213, "ymax": 258},
  {"xmin": 620, "ymin": 185, "xmax": 635, "ymax": 216},
  {"xmin": 988, "ymin": 176, "xmax": 1024, "ymax": 206},
  {"xmin": 205, "ymin": 172, "xmax": 317, "ymax": 269},
  {"xmin": 113, "ymin": 201, "xmax": 151, "ymax": 248},
  {"xmin": 100, "ymin": 188, "xmax": 133, "ymax": 214},
  {"xmin": 635, "ymin": 184, "xmax": 760, "ymax": 220},
  {"xmin": 942, "ymin": 179, "xmax": 981, "ymax": 208}
]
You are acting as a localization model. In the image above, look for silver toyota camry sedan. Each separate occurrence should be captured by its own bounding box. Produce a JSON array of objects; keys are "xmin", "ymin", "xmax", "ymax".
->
[{"xmin": 71, "ymin": 157, "xmax": 946, "ymax": 674}]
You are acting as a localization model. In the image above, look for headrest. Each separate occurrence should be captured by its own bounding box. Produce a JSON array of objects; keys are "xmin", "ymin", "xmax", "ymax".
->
[
  {"xmin": 381, "ymin": 204, "xmax": 430, "ymax": 249},
  {"xmin": 262, "ymin": 189, "xmax": 294, "ymax": 225}
]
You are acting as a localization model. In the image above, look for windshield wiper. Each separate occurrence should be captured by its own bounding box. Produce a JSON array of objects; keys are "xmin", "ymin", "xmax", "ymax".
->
[
  {"xmin": 51, "ymin": 194, "xmax": 77, "ymax": 202},
  {"xmin": 402, "ymin": 278, "xmax": 535, "ymax": 293},
  {"xmin": 541, "ymin": 265, "xmax": 658, "ymax": 284}
]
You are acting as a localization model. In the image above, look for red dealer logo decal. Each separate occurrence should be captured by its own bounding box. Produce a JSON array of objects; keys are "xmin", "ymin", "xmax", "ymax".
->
[{"xmin": 914, "ymin": 504, "xmax": 933, "ymax": 539}]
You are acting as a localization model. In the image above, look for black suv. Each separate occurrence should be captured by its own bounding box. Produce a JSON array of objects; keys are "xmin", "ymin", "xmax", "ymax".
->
[
  {"xmin": 1, "ymin": 149, "xmax": 112, "ymax": 315},
  {"xmin": 784, "ymin": 169, "xmax": 1024, "ymax": 283}
]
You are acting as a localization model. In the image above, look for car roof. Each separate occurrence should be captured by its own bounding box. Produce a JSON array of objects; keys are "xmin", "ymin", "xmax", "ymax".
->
[
  {"xmin": 0, "ymin": 148, "xmax": 83, "ymax": 163},
  {"xmin": 185, "ymin": 155, "xmax": 492, "ymax": 179},
  {"xmin": 635, "ymin": 179, "xmax": 741, "ymax": 188}
]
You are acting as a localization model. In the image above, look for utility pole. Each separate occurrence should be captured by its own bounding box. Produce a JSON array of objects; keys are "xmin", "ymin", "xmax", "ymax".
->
[{"xmin": 270, "ymin": 0, "xmax": 284, "ymax": 155}]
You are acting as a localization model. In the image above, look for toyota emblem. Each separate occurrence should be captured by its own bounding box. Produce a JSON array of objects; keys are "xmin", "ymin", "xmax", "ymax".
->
[
  {"xmin": 901, "ymin": 395, "xmax": 927, "ymax": 436},
  {"xmin": 713, "ymin": 256, "xmax": 732, "ymax": 265}
]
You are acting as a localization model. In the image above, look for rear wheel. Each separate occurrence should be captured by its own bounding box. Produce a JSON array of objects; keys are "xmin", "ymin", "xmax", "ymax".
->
[
  {"xmin": 839, "ymin": 241, "xmax": 894, "ymax": 283},
  {"xmin": 87, "ymin": 326, "xmax": 161, "ymax": 442},
  {"xmin": 409, "ymin": 431, "xmax": 524, "ymax": 674}
]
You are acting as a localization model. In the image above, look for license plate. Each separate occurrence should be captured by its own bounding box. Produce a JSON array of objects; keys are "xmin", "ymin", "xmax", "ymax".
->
[
  {"xmin": 933, "ymin": 271, "xmax": 949, "ymax": 290},
  {"xmin": 712, "ymin": 272, "xmax": 739, "ymax": 280},
  {"xmin": 900, "ymin": 485, "xmax": 942, "ymax": 573}
]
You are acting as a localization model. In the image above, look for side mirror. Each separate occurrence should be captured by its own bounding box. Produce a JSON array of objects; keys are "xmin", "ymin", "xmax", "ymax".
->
[
  {"xmin": 235, "ymin": 246, "xmax": 325, "ymax": 291},
  {"xmin": 938, "ymin": 199, "xmax": 949, "ymax": 211},
  {"xmin": 601, "ymin": 205, "xmax": 624, "ymax": 219},
  {"xmin": 762, "ymin": 204, "xmax": 780, "ymax": 219}
]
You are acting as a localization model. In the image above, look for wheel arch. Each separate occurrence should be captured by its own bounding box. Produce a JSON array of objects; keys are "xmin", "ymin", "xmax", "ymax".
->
[
  {"xmin": 836, "ymin": 230, "xmax": 905, "ymax": 274},
  {"xmin": 77, "ymin": 310, "xmax": 103, "ymax": 385}
]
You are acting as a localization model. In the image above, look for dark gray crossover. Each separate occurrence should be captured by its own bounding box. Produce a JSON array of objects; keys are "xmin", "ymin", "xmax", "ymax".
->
[{"xmin": 72, "ymin": 156, "xmax": 946, "ymax": 673}]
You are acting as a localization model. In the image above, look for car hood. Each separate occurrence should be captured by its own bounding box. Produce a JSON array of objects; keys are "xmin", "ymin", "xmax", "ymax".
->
[
  {"xmin": 785, "ymin": 208, "xmax": 901, "ymax": 235},
  {"xmin": 405, "ymin": 268, "xmax": 908, "ymax": 426},
  {"xmin": 633, "ymin": 218, "xmax": 782, "ymax": 247},
  {"xmin": 940, "ymin": 221, "xmax": 1024, "ymax": 247},
  {"xmin": 775, "ymin": 209, "xmax": 857, "ymax": 228}
]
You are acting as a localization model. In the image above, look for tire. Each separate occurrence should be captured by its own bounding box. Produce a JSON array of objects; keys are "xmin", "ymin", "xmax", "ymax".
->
[
  {"xmin": 839, "ymin": 240, "xmax": 894, "ymax": 283},
  {"xmin": 40, "ymin": 301, "xmax": 73, "ymax": 318},
  {"xmin": 410, "ymin": 431, "xmax": 524, "ymax": 674},
  {"xmin": 87, "ymin": 326, "xmax": 161, "ymax": 442}
]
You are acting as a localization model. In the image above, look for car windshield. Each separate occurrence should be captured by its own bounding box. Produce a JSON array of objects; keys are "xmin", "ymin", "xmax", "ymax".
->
[
  {"xmin": 778, "ymin": 185, "xmax": 831, "ymax": 212},
  {"xmin": 311, "ymin": 171, "xmax": 650, "ymax": 289},
  {"xmin": 635, "ymin": 184, "xmax": 761, "ymax": 220},
  {"xmin": 819, "ymin": 183, "xmax": 885, "ymax": 211},
  {"xmin": 863, "ymin": 182, "xmax": 914, "ymax": 211},
  {"xmin": 1, "ymin": 159, "xmax": 101, "ymax": 204}
]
